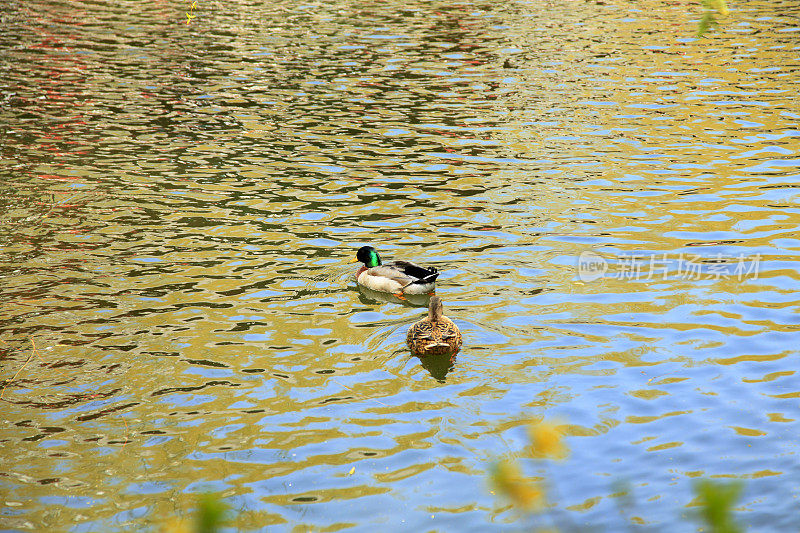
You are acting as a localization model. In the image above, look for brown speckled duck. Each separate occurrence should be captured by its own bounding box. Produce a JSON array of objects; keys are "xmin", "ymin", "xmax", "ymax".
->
[{"xmin": 406, "ymin": 296, "xmax": 462, "ymax": 356}]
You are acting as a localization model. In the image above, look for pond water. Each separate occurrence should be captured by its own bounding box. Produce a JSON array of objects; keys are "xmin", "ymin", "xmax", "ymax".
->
[{"xmin": 1, "ymin": 0, "xmax": 799, "ymax": 530}]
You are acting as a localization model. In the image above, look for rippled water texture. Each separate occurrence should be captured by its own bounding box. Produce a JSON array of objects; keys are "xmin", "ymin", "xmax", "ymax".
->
[{"xmin": 1, "ymin": 0, "xmax": 799, "ymax": 530}]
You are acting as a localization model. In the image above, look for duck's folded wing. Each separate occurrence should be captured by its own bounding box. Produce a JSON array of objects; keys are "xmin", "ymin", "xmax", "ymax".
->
[
  {"xmin": 390, "ymin": 261, "xmax": 439, "ymax": 283},
  {"xmin": 366, "ymin": 264, "xmax": 416, "ymax": 286}
]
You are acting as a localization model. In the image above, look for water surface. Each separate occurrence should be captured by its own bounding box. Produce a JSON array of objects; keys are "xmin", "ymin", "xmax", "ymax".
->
[{"xmin": 1, "ymin": 0, "xmax": 799, "ymax": 530}]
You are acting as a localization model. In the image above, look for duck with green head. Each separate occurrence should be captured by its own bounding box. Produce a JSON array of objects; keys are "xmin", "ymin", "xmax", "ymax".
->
[{"xmin": 352, "ymin": 245, "xmax": 439, "ymax": 296}]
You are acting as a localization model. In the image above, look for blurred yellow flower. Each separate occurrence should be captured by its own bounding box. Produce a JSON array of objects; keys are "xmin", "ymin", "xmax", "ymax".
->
[
  {"xmin": 528, "ymin": 421, "xmax": 568, "ymax": 459},
  {"xmin": 490, "ymin": 460, "xmax": 545, "ymax": 511},
  {"xmin": 711, "ymin": 0, "xmax": 729, "ymax": 16},
  {"xmin": 158, "ymin": 519, "xmax": 190, "ymax": 533}
]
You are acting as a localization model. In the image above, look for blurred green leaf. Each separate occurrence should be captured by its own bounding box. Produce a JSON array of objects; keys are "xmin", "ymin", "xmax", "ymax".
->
[
  {"xmin": 697, "ymin": 11, "xmax": 717, "ymax": 37},
  {"xmin": 694, "ymin": 479, "xmax": 743, "ymax": 533},
  {"xmin": 196, "ymin": 493, "xmax": 228, "ymax": 533},
  {"xmin": 697, "ymin": 0, "xmax": 729, "ymax": 37}
]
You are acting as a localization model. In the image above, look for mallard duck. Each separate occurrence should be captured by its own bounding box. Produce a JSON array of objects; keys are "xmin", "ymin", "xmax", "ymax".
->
[
  {"xmin": 352, "ymin": 245, "xmax": 439, "ymax": 295},
  {"xmin": 406, "ymin": 296, "xmax": 462, "ymax": 356}
]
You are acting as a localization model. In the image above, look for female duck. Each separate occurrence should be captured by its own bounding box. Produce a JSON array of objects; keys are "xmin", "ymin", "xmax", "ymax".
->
[
  {"xmin": 407, "ymin": 296, "xmax": 462, "ymax": 356},
  {"xmin": 353, "ymin": 245, "xmax": 439, "ymax": 295}
]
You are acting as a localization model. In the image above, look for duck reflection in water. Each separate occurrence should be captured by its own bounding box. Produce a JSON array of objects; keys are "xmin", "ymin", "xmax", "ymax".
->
[{"xmin": 419, "ymin": 351, "xmax": 457, "ymax": 382}]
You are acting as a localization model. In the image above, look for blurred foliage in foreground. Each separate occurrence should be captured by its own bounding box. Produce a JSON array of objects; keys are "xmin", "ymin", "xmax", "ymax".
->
[
  {"xmin": 698, "ymin": 0, "xmax": 730, "ymax": 36},
  {"xmin": 695, "ymin": 479, "xmax": 744, "ymax": 533},
  {"xmin": 154, "ymin": 424, "xmax": 745, "ymax": 532},
  {"xmin": 490, "ymin": 420, "xmax": 746, "ymax": 532},
  {"xmin": 159, "ymin": 493, "xmax": 228, "ymax": 533}
]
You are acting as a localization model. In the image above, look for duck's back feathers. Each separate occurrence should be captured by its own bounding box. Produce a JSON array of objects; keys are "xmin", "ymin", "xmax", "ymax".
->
[
  {"xmin": 357, "ymin": 262, "xmax": 438, "ymax": 294},
  {"xmin": 386, "ymin": 261, "xmax": 439, "ymax": 284}
]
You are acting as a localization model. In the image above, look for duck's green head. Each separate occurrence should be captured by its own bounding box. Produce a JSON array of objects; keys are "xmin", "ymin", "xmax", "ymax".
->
[{"xmin": 355, "ymin": 246, "xmax": 382, "ymax": 268}]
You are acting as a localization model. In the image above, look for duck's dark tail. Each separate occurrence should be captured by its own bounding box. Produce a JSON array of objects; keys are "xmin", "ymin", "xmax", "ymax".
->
[
  {"xmin": 414, "ymin": 268, "xmax": 439, "ymax": 284},
  {"xmin": 396, "ymin": 261, "xmax": 439, "ymax": 285}
]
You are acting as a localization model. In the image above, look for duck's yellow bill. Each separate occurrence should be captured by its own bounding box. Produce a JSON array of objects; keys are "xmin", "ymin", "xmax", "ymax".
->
[{"xmin": 349, "ymin": 257, "xmax": 359, "ymax": 263}]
